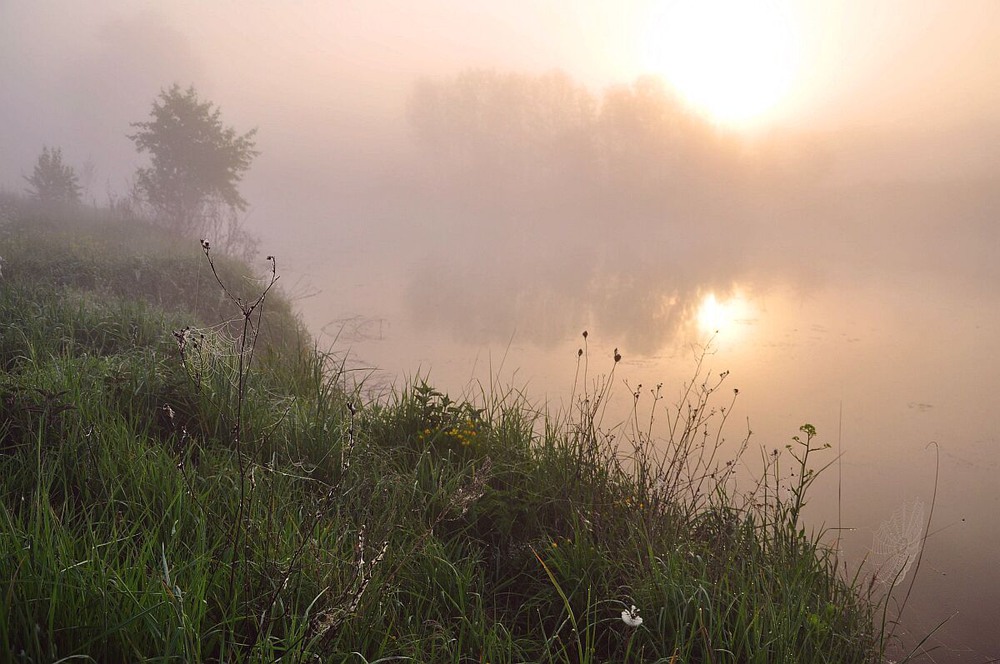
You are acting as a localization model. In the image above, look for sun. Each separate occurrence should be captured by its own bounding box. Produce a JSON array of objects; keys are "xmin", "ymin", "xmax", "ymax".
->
[
  {"xmin": 641, "ymin": 0, "xmax": 800, "ymax": 127},
  {"xmin": 696, "ymin": 292, "xmax": 754, "ymax": 338}
]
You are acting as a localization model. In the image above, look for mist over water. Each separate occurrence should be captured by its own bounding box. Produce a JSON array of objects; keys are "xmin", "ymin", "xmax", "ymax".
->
[{"xmin": 3, "ymin": 1, "xmax": 999, "ymax": 659}]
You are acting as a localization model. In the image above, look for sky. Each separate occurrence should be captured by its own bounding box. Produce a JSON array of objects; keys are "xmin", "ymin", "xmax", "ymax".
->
[{"xmin": 3, "ymin": 1, "xmax": 1000, "ymax": 656}]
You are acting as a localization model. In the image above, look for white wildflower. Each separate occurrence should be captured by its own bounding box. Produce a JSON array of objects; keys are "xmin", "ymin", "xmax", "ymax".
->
[{"xmin": 621, "ymin": 604, "xmax": 643, "ymax": 627}]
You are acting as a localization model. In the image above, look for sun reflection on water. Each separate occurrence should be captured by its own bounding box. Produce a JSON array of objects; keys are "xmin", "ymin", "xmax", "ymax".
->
[{"xmin": 696, "ymin": 291, "xmax": 755, "ymax": 339}]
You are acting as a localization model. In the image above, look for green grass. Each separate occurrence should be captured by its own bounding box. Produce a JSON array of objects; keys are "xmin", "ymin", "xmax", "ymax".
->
[{"xmin": 0, "ymin": 194, "xmax": 889, "ymax": 662}]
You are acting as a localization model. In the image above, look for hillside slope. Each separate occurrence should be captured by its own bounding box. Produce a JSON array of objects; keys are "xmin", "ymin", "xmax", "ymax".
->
[{"xmin": 0, "ymin": 196, "xmax": 884, "ymax": 662}]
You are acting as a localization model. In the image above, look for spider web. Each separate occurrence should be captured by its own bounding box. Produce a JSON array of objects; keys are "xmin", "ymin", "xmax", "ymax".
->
[{"xmin": 870, "ymin": 498, "xmax": 925, "ymax": 588}]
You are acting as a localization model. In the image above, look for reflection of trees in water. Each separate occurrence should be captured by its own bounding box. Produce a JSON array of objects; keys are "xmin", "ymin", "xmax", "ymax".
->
[
  {"xmin": 404, "ymin": 70, "xmax": 795, "ymax": 352},
  {"xmin": 870, "ymin": 498, "xmax": 925, "ymax": 588}
]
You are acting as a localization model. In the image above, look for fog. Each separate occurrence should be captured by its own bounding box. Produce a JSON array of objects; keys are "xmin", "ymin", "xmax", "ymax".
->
[{"xmin": 3, "ymin": 1, "xmax": 999, "ymax": 658}]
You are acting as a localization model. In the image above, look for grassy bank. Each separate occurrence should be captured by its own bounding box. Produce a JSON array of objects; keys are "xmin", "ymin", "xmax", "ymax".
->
[{"xmin": 0, "ymin": 195, "xmax": 886, "ymax": 662}]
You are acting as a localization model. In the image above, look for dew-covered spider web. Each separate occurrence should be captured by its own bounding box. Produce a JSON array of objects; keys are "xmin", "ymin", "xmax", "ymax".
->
[{"xmin": 870, "ymin": 498, "xmax": 926, "ymax": 588}]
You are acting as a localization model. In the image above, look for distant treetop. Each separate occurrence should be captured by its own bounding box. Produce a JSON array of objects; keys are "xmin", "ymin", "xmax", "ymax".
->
[{"xmin": 24, "ymin": 146, "xmax": 81, "ymax": 205}]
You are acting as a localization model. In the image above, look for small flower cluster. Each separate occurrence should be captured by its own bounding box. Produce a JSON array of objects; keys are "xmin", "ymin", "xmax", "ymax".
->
[
  {"xmin": 412, "ymin": 382, "xmax": 485, "ymax": 451},
  {"xmin": 418, "ymin": 419, "xmax": 480, "ymax": 447}
]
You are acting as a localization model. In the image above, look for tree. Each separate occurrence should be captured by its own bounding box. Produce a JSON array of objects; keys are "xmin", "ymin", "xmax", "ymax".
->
[
  {"xmin": 129, "ymin": 84, "xmax": 258, "ymax": 237},
  {"xmin": 408, "ymin": 70, "xmax": 596, "ymax": 186},
  {"xmin": 24, "ymin": 146, "xmax": 81, "ymax": 205}
]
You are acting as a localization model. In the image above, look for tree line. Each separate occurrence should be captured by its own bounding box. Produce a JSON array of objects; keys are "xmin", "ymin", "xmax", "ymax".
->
[
  {"xmin": 405, "ymin": 70, "xmax": 755, "ymax": 220},
  {"xmin": 22, "ymin": 70, "xmax": 792, "ymax": 250}
]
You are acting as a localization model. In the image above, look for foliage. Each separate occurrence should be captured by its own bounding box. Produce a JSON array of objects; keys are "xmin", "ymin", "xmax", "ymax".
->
[
  {"xmin": 23, "ymin": 146, "xmax": 81, "ymax": 205},
  {"xmin": 410, "ymin": 381, "xmax": 488, "ymax": 452},
  {"xmin": 129, "ymin": 84, "xmax": 258, "ymax": 241}
]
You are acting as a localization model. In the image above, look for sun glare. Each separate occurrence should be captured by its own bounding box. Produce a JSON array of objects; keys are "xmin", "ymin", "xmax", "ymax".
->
[
  {"xmin": 697, "ymin": 292, "xmax": 754, "ymax": 338},
  {"xmin": 642, "ymin": 0, "xmax": 799, "ymax": 127}
]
